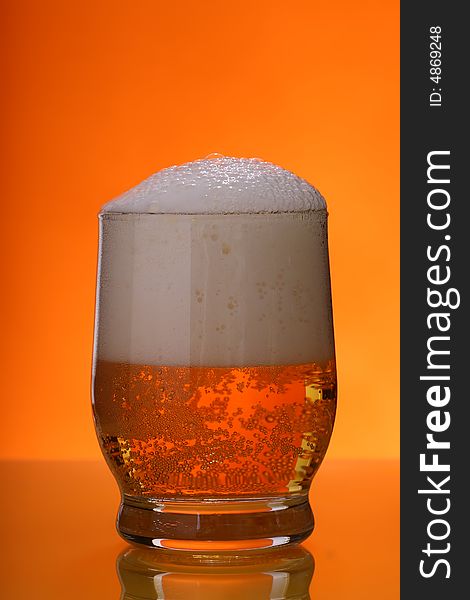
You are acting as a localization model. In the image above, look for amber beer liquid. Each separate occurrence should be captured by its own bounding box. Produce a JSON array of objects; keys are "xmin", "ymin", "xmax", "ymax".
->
[
  {"xmin": 95, "ymin": 361, "xmax": 336, "ymax": 496},
  {"xmin": 92, "ymin": 157, "xmax": 336, "ymax": 549}
]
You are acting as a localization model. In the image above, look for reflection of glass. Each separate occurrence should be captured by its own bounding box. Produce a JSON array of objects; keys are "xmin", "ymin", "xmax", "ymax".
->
[
  {"xmin": 92, "ymin": 157, "xmax": 336, "ymax": 549},
  {"xmin": 117, "ymin": 545, "xmax": 314, "ymax": 600}
]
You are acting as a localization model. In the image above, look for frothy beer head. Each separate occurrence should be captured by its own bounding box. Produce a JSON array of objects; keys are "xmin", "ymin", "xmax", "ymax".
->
[
  {"xmin": 96, "ymin": 157, "xmax": 334, "ymax": 367},
  {"xmin": 101, "ymin": 156, "xmax": 326, "ymax": 215}
]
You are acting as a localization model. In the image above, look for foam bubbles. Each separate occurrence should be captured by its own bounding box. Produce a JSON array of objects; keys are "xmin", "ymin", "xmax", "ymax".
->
[
  {"xmin": 95, "ymin": 157, "xmax": 334, "ymax": 367},
  {"xmin": 101, "ymin": 156, "xmax": 326, "ymax": 215}
]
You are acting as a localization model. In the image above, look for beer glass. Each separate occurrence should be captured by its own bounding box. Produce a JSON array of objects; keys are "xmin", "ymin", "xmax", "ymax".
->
[{"xmin": 92, "ymin": 157, "xmax": 336, "ymax": 550}]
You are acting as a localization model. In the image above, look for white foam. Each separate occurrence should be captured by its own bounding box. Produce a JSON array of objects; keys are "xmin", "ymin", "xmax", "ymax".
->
[
  {"xmin": 101, "ymin": 156, "xmax": 326, "ymax": 215},
  {"xmin": 95, "ymin": 158, "xmax": 334, "ymax": 367}
]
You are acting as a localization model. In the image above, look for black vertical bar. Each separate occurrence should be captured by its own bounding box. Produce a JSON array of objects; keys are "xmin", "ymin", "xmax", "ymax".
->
[{"xmin": 401, "ymin": 2, "xmax": 468, "ymax": 597}]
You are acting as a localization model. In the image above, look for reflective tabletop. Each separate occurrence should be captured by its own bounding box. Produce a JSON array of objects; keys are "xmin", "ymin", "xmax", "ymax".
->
[{"xmin": 0, "ymin": 459, "xmax": 398, "ymax": 598}]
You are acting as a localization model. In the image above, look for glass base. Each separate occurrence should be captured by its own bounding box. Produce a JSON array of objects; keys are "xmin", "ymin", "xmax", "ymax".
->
[{"xmin": 117, "ymin": 495, "xmax": 314, "ymax": 551}]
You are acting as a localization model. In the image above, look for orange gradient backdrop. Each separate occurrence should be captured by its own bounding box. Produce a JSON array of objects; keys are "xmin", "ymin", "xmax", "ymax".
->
[{"xmin": 0, "ymin": 0, "xmax": 399, "ymax": 460}]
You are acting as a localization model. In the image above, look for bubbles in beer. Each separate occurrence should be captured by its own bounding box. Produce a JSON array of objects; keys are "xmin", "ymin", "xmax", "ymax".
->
[{"xmin": 94, "ymin": 360, "xmax": 336, "ymax": 497}]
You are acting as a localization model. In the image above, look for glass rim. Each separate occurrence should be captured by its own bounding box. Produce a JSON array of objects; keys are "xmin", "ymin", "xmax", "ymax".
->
[{"xmin": 98, "ymin": 208, "xmax": 329, "ymax": 218}]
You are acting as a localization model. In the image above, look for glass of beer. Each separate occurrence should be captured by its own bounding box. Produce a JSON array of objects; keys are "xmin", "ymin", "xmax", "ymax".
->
[{"xmin": 92, "ymin": 157, "xmax": 336, "ymax": 550}]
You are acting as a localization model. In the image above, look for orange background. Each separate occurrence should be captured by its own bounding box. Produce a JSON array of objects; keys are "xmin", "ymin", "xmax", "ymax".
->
[{"xmin": 0, "ymin": 0, "xmax": 399, "ymax": 460}]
